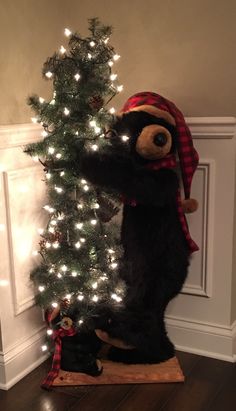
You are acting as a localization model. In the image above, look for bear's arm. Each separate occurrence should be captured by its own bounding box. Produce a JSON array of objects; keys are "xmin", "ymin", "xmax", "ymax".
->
[{"xmin": 80, "ymin": 153, "xmax": 179, "ymax": 206}]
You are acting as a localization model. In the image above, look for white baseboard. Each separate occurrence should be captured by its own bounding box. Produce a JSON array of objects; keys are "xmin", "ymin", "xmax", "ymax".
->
[
  {"xmin": 0, "ymin": 327, "xmax": 48, "ymax": 390},
  {"xmin": 166, "ymin": 316, "xmax": 236, "ymax": 362}
]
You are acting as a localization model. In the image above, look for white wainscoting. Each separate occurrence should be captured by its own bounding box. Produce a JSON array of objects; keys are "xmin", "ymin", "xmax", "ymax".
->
[
  {"xmin": 166, "ymin": 116, "xmax": 236, "ymax": 361},
  {"xmin": 0, "ymin": 118, "xmax": 235, "ymax": 390},
  {"xmin": 0, "ymin": 123, "xmax": 47, "ymax": 390}
]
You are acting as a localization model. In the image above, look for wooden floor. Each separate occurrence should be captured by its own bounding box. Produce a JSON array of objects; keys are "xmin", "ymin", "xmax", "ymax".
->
[{"xmin": 0, "ymin": 351, "xmax": 235, "ymax": 411}]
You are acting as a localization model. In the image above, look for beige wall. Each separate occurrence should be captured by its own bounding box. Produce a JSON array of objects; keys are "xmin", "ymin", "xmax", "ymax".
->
[{"xmin": 0, "ymin": 0, "xmax": 236, "ymax": 125}]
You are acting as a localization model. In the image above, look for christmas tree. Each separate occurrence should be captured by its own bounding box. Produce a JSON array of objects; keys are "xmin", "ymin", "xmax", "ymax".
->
[{"xmin": 25, "ymin": 18, "xmax": 125, "ymax": 350}]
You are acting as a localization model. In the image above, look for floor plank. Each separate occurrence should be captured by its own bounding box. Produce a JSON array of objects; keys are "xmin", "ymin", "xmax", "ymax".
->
[
  {"xmin": 207, "ymin": 364, "xmax": 236, "ymax": 411},
  {"xmin": 112, "ymin": 351, "xmax": 201, "ymax": 411},
  {"xmin": 69, "ymin": 385, "xmax": 135, "ymax": 411},
  {"xmin": 0, "ymin": 352, "xmax": 235, "ymax": 411},
  {"xmin": 159, "ymin": 356, "xmax": 234, "ymax": 411}
]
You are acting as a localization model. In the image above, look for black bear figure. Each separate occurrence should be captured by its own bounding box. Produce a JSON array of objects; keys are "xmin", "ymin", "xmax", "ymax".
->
[{"xmin": 79, "ymin": 92, "xmax": 199, "ymax": 364}]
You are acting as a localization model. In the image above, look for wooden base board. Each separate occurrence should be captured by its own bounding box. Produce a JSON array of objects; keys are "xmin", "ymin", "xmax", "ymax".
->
[{"xmin": 52, "ymin": 357, "xmax": 184, "ymax": 386}]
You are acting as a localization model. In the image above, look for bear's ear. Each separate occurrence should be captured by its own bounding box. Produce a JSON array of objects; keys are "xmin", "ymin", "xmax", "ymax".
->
[{"xmin": 136, "ymin": 124, "xmax": 172, "ymax": 160}]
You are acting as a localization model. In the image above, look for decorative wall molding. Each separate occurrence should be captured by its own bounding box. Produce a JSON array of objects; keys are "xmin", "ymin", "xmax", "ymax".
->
[
  {"xmin": 3, "ymin": 166, "xmax": 45, "ymax": 315},
  {"xmin": 0, "ymin": 326, "xmax": 48, "ymax": 390},
  {"xmin": 0, "ymin": 123, "xmax": 41, "ymax": 149},
  {"xmin": 0, "ymin": 116, "xmax": 235, "ymax": 150},
  {"xmin": 166, "ymin": 316, "xmax": 236, "ymax": 363},
  {"xmin": 181, "ymin": 159, "xmax": 215, "ymax": 297},
  {"xmin": 186, "ymin": 116, "xmax": 236, "ymax": 139}
]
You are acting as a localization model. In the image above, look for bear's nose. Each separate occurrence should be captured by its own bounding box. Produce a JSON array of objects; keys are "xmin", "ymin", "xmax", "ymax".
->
[{"xmin": 153, "ymin": 133, "xmax": 167, "ymax": 147}]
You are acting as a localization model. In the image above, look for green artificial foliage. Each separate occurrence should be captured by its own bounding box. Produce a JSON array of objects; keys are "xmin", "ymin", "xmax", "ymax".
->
[{"xmin": 25, "ymin": 18, "xmax": 125, "ymax": 327}]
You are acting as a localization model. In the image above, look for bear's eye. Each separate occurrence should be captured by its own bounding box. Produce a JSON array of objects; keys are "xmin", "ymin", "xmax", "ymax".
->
[
  {"xmin": 153, "ymin": 133, "xmax": 167, "ymax": 147},
  {"xmin": 105, "ymin": 129, "xmax": 118, "ymax": 139}
]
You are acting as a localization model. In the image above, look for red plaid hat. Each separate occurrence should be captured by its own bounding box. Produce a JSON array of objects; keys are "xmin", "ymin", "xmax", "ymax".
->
[
  {"xmin": 120, "ymin": 92, "xmax": 199, "ymax": 205},
  {"xmin": 120, "ymin": 92, "xmax": 199, "ymax": 253}
]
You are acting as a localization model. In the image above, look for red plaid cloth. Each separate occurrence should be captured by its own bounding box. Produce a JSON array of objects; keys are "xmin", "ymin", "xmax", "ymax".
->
[{"xmin": 41, "ymin": 326, "xmax": 76, "ymax": 390}]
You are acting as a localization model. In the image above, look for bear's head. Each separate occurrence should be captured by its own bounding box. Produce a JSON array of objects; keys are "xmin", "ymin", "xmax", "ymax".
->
[
  {"xmin": 105, "ymin": 109, "xmax": 177, "ymax": 165},
  {"xmin": 106, "ymin": 92, "xmax": 199, "ymax": 214}
]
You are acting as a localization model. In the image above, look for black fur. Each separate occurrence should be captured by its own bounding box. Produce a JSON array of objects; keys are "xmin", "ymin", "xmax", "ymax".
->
[{"xmin": 80, "ymin": 111, "xmax": 190, "ymax": 364}]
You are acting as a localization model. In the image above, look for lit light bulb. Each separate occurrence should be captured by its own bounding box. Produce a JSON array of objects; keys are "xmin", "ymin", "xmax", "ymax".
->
[
  {"xmin": 50, "ymin": 99, "xmax": 56, "ymax": 105},
  {"xmin": 90, "ymin": 219, "xmax": 97, "ymax": 225},
  {"xmin": 74, "ymin": 73, "xmax": 80, "ymax": 81},
  {"xmin": 80, "ymin": 238, "xmax": 86, "ymax": 243},
  {"xmin": 81, "ymin": 179, "xmax": 87, "ymax": 184},
  {"xmin": 83, "ymin": 185, "xmax": 89, "ymax": 191},
  {"xmin": 45, "ymin": 71, "xmax": 53, "ymax": 78},
  {"xmin": 108, "ymin": 249, "xmax": 115, "ymax": 254},
  {"xmin": 60, "ymin": 171, "xmax": 65, "ymax": 176},
  {"xmin": 91, "ymin": 144, "xmax": 98, "ymax": 151},
  {"xmin": 31, "ymin": 117, "xmax": 38, "ymax": 123},
  {"xmin": 89, "ymin": 120, "xmax": 96, "ymax": 128},
  {"xmin": 75, "ymin": 241, "xmax": 81, "ymax": 248},
  {"xmin": 38, "ymin": 285, "xmax": 45, "ymax": 292},
  {"xmin": 52, "ymin": 302, "xmax": 58, "ymax": 308},
  {"xmin": 45, "ymin": 242, "xmax": 51, "ymax": 248},
  {"xmin": 92, "ymin": 295, "xmax": 99, "ymax": 302},
  {"xmin": 39, "ymin": 97, "xmax": 45, "ymax": 103},
  {"xmin": 47, "ymin": 329, "xmax": 53, "ymax": 336},
  {"xmin": 90, "ymin": 41, "xmax": 95, "ymax": 47},
  {"xmin": 60, "ymin": 45, "xmax": 66, "ymax": 54},
  {"xmin": 56, "ymin": 153, "xmax": 62, "ymax": 159},
  {"xmin": 108, "ymin": 61, "xmax": 114, "ymax": 67},
  {"xmin": 57, "ymin": 273, "xmax": 62, "ymax": 278},
  {"xmin": 78, "ymin": 319, "xmax": 84, "ymax": 324},
  {"xmin": 64, "ymin": 107, "xmax": 70, "ymax": 116},
  {"xmin": 87, "ymin": 53, "xmax": 92, "ymax": 59},
  {"xmin": 109, "ymin": 107, "xmax": 116, "ymax": 114},
  {"xmin": 111, "ymin": 262, "xmax": 118, "ymax": 269},
  {"xmin": 111, "ymin": 293, "xmax": 122, "ymax": 302},
  {"xmin": 94, "ymin": 127, "xmax": 101, "ymax": 134},
  {"xmin": 64, "ymin": 28, "xmax": 72, "ymax": 37},
  {"xmin": 121, "ymin": 135, "xmax": 129, "ymax": 142},
  {"xmin": 46, "ymin": 173, "xmax": 51, "ymax": 180},
  {"xmin": 55, "ymin": 186, "xmax": 63, "ymax": 193},
  {"xmin": 113, "ymin": 54, "xmax": 120, "ymax": 61},
  {"xmin": 94, "ymin": 203, "xmax": 100, "ymax": 209},
  {"xmin": 71, "ymin": 271, "xmax": 78, "ymax": 277},
  {"xmin": 48, "ymin": 147, "xmax": 55, "ymax": 154},
  {"xmin": 50, "ymin": 220, "xmax": 57, "ymax": 226},
  {"xmin": 57, "ymin": 213, "xmax": 64, "ymax": 220},
  {"xmin": 41, "ymin": 345, "xmax": 48, "ymax": 352},
  {"xmin": 77, "ymin": 203, "xmax": 83, "ymax": 209},
  {"xmin": 52, "ymin": 242, "xmax": 59, "ymax": 249},
  {"xmin": 65, "ymin": 294, "xmax": 72, "ymax": 300},
  {"xmin": 33, "ymin": 155, "xmax": 39, "ymax": 162},
  {"xmin": 61, "ymin": 265, "xmax": 68, "ymax": 272},
  {"xmin": 104, "ymin": 37, "xmax": 109, "ymax": 44},
  {"xmin": 41, "ymin": 130, "xmax": 48, "ymax": 137},
  {"xmin": 110, "ymin": 74, "xmax": 117, "ymax": 81},
  {"xmin": 76, "ymin": 222, "xmax": 83, "ymax": 230},
  {"xmin": 78, "ymin": 295, "xmax": 84, "ymax": 301},
  {"xmin": 92, "ymin": 282, "xmax": 98, "ymax": 289},
  {"xmin": 117, "ymin": 85, "xmax": 124, "ymax": 92}
]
